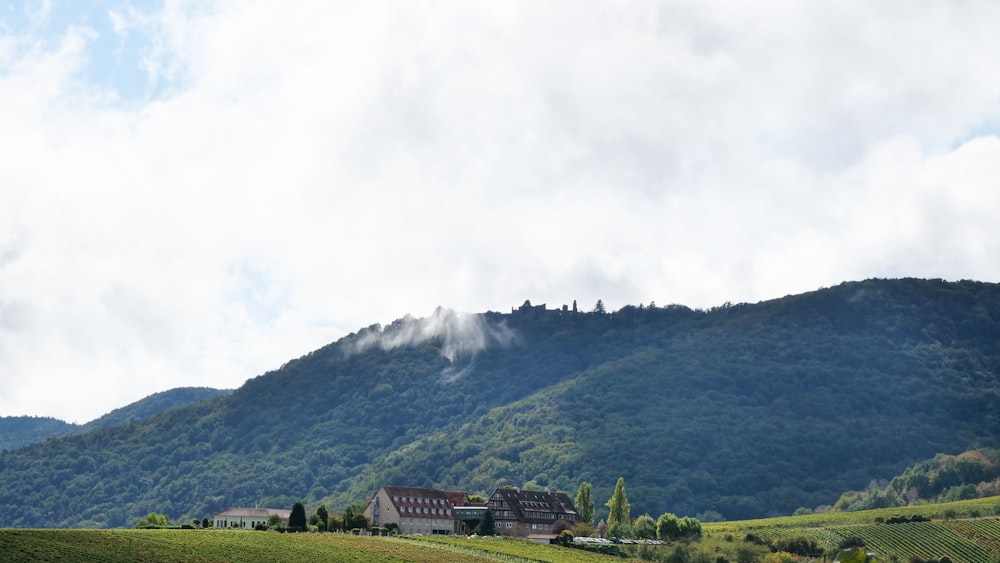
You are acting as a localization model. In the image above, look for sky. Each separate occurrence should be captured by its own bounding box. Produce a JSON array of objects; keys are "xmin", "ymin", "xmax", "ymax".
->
[{"xmin": 2, "ymin": 1, "xmax": 1000, "ymax": 422}]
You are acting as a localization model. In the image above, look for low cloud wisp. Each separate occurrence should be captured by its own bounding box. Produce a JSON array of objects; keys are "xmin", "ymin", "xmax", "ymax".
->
[{"xmin": 349, "ymin": 307, "xmax": 516, "ymax": 381}]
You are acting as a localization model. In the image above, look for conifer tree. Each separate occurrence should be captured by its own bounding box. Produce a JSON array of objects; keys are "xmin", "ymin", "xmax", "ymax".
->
[
  {"xmin": 316, "ymin": 504, "xmax": 329, "ymax": 531},
  {"xmin": 477, "ymin": 507, "xmax": 495, "ymax": 536},
  {"xmin": 288, "ymin": 501, "xmax": 307, "ymax": 532}
]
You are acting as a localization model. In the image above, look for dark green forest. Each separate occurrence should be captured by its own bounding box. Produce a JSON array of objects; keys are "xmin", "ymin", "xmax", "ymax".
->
[{"xmin": 0, "ymin": 278, "xmax": 997, "ymax": 528}]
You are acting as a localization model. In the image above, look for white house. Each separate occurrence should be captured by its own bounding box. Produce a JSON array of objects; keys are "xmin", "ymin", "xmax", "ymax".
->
[{"xmin": 213, "ymin": 507, "xmax": 291, "ymax": 529}]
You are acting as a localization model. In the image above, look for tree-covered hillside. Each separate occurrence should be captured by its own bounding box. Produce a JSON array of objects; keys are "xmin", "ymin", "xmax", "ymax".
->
[
  {"xmin": 0, "ymin": 416, "xmax": 75, "ymax": 452},
  {"xmin": 0, "ymin": 279, "xmax": 997, "ymax": 527},
  {"xmin": 0, "ymin": 387, "xmax": 231, "ymax": 452}
]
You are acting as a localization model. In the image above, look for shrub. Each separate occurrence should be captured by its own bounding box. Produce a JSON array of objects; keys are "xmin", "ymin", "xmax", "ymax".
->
[
  {"xmin": 551, "ymin": 519, "xmax": 573, "ymax": 534},
  {"xmin": 573, "ymin": 522, "xmax": 595, "ymax": 537},
  {"xmin": 838, "ymin": 536, "xmax": 865, "ymax": 549},
  {"xmin": 773, "ymin": 535, "xmax": 821, "ymax": 557}
]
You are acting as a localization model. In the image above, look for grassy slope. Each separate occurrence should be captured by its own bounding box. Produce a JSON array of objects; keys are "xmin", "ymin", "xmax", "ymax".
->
[
  {"xmin": 0, "ymin": 530, "xmax": 628, "ymax": 563},
  {"xmin": 703, "ymin": 496, "xmax": 1000, "ymax": 561}
]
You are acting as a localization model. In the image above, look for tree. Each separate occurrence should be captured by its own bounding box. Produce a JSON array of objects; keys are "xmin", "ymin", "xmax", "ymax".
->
[
  {"xmin": 316, "ymin": 504, "xmax": 329, "ymax": 531},
  {"xmin": 657, "ymin": 512, "xmax": 680, "ymax": 540},
  {"xmin": 267, "ymin": 513, "xmax": 284, "ymax": 531},
  {"xmin": 773, "ymin": 535, "xmax": 821, "ymax": 557},
  {"xmin": 633, "ymin": 513, "xmax": 656, "ymax": 539},
  {"xmin": 677, "ymin": 516, "xmax": 701, "ymax": 538},
  {"xmin": 606, "ymin": 520, "xmax": 633, "ymax": 540},
  {"xmin": 477, "ymin": 507, "xmax": 495, "ymax": 536},
  {"xmin": 288, "ymin": 501, "xmax": 307, "ymax": 532},
  {"xmin": 575, "ymin": 482, "xmax": 595, "ymax": 525},
  {"xmin": 605, "ymin": 477, "xmax": 630, "ymax": 528},
  {"xmin": 573, "ymin": 522, "xmax": 595, "ymax": 537},
  {"xmin": 593, "ymin": 299, "xmax": 606, "ymax": 314},
  {"xmin": 201, "ymin": 517, "xmax": 210, "ymax": 528},
  {"xmin": 657, "ymin": 512, "xmax": 702, "ymax": 540},
  {"xmin": 134, "ymin": 512, "xmax": 170, "ymax": 528},
  {"xmin": 342, "ymin": 503, "xmax": 369, "ymax": 531},
  {"xmin": 551, "ymin": 518, "xmax": 573, "ymax": 534}
]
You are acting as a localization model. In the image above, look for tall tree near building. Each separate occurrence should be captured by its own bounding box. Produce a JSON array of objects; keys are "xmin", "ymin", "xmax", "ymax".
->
[
  {"xmin": 477, "ymin": 508, "xmax": 496, "ymax": 536},
  {"xmin": 575, "ymin": 482, "xmax": 595, "ymax": 525},
  {"xmin": 342, "ymin": 503, "xmax": 369, "ymax": 531},
  {"xmin": 606, "ymin": 477, "xmax": 630, "ymax": 528},
  {"xmin": 288, "ymin": 502, "xmax": 307, "ymax": 532},
  {"xmin": 316, "ymin": 504, "xmax": 329, "ymax": 531}
]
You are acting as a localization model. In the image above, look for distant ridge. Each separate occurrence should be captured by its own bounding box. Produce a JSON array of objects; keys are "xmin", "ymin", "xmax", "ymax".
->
[{"xmin": 0, "ymin": 387, "xmax": 231, "ymax": 451}]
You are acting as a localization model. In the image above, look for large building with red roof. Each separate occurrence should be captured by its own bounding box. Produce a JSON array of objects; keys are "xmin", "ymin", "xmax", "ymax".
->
[
  {"xmin": 364, "ymin": 485, "xmax": 476, "ymax": 535},
  {"xmin": 363, "ymin": 484, "xmax": 576, "ymax": 539}
]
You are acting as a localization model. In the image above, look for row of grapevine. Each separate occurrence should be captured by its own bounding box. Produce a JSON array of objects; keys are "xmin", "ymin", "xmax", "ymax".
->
[
  {"xmin": 406, "ymin": 534, "xmax": 623, "ymax": 563},
  {"xmin": 310, "ymin": 534, "xmax": 499, "ymax": 563},
  {"xmin": 702, "ymin": 496, "xmax": 1000, "ymax": 533},
  {"xmin": 944, "ymin": 519, "xmax": 1000, "ymax": 555},
  {"xmin": 848, "ymin": 521, "xmax": 992, "ymax": 562},
  {"xmin": 0, "ymin": 529, "xmax": 639, "ymax": 562},
  {"xmin": 393, "ymin": 537, "xmax": 542, "ymax": 563},
  {"xmin": 0, "ymin": 529, "xmax": 429, "ymax": 562}
]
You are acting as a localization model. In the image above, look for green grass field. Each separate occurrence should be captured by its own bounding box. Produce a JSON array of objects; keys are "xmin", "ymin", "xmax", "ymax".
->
[
  {"xmin": 703, "ymin": 496, "xmax": 1000, "ymax": 562},
  {"xmin": 0, "ymin": 529, "xmax": 631, "ymax": 562}
]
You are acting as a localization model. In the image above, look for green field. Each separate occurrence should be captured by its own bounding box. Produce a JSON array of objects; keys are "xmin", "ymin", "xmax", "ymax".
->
[
  {"xmin": 703, "ymin": 496, "xmax": 1000, "ymax": 562},
  {"xmin": 0, "ymin": 529, "xmax": 630, "ymax": 563}
]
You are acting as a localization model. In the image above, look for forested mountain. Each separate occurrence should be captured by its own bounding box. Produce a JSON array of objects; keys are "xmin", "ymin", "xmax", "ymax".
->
[
  {"xmin": 0, "ymin": 387, "xmax": 231, "ymax": 451},
  {"xmin": 0, "ymin": 417, "xmax": 75, "ymax": 452},
  {"xmin": 80, "ymin": 387, "xmax": 232, "ymax": 433},
  {"xmin": 0, "ymin": 278, "xmax": 997, "ymax": 528}
]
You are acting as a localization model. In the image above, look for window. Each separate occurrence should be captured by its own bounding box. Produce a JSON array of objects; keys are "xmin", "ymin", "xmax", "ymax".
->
[{"xmin": 506, "ymin": 522, "xmax": 513, "ymax": 528}]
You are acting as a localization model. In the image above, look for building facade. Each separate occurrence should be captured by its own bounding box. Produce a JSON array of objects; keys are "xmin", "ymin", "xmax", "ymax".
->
[
  {"xmin": 212, "ymin": 507, "xmax": 291, "ymax": 529},
  {"xmin": 364, "ymin": 486, "xmax": 471, "ymax": 535},
  {"xmin": 487, "ymin": 487, "xmax": 577, "ymax": 539}
]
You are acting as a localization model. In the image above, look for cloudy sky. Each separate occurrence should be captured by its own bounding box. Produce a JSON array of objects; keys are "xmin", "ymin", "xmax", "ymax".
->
[{"xmin": 2, "ymin": 1, "xmax": 999, "ymax": 422}]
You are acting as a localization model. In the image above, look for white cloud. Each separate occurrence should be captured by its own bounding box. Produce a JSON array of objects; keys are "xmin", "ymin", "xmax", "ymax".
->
[{"xmin": 2, "ymin": 1, "xmax": 1000, "ymax": 421}]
